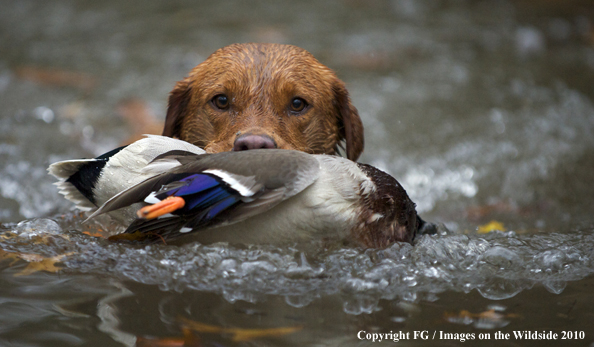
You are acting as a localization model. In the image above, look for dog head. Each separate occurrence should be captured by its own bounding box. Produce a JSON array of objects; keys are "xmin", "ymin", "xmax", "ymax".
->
[{"xmin": 163, "ymin": 43, "xmax": 364, "ymax": 161}]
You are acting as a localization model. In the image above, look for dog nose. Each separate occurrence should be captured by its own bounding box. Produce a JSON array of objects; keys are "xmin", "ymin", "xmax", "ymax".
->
[{"xmin": 233, "ymin": 134, "xmax": 277, "ymax": 151}]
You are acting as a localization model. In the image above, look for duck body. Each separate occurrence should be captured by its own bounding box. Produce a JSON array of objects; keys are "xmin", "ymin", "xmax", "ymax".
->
[{"xmin": 49, "ymin": 135, "xmax": 425, "ymax": 248}]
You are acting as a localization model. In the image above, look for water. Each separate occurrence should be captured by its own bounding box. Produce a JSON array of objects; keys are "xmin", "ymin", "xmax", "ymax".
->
[
  {"xmin": 1, "ymin": 0, "xmax": 594, "ymax": 346},
  {"xmin": 3, "ymin": 219, "xmax": 594, "ymax": 304},
  {"xmin": 2, "ymin": 219, "xmax": 593, "ymax": 346}
]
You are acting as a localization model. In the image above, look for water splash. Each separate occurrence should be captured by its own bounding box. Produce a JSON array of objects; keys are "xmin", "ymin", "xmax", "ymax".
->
[{"xmin": 2, "ymin": 218, "xmax": 592, "ymax": 315}]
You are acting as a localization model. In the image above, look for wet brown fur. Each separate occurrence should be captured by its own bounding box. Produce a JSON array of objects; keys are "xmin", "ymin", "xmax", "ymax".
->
[{"xmin": 163, "ymin": 43, "xmax": 364, "ymax": 161}]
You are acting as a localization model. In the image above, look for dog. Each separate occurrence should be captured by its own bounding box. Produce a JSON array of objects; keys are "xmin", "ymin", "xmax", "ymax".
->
[{"xmin": 162, "ymin": 43, "xmax": 364, "ymax": 161}]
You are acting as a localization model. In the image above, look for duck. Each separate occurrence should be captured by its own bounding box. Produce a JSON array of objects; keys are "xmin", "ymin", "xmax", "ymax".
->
[{"xmin": 49, "ymin": 135, "xmax": 432, "ymax": 248}]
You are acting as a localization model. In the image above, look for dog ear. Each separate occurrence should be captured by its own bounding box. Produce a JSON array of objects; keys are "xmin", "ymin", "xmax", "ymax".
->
[
  {"xmin": 333, "ymin": 82, "xmax": 364, "ymax": 161},
  {"xmin": 162, "ymin": 78, "xmax": 192, "ymax": 138}
]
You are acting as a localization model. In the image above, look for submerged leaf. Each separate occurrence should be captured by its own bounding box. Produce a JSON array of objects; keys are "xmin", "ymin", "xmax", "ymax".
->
[
  {"xmin": 108, "ymin": 231, "xmax": 153, "ymax": 243},
  {"xmin": 477, "ymin": 221, "xmax": 505, "ymax": 234},
  {"xmin": 14, "ymin": 252, "xmax": 73, "ymax": 276},
  {"xmin": 179, "ymin": 317, "xmax": 302, "ymax": 342}
]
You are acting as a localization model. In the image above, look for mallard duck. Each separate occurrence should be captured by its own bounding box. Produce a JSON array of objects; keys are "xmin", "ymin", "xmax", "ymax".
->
[{"xmin": 49, "ymin": 135, "xmax": 430, "ymax": 248}]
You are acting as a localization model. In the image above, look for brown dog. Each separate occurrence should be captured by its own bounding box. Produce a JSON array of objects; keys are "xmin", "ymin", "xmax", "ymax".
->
[{"xmin": 162, "ymin": 43, "xmax": 364, "ymax": 161}]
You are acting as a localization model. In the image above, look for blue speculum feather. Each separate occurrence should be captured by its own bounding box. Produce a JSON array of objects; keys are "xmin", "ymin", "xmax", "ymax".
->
[
  {"xmin": 154, "ymin": 173, "xmax": 241, "ymax": 222},
  {"xmin": 167, "ymin": 174, "xmax": 220, "ymax": 196},
  {"xmin": 185, "ymin": 186, "xmax": 234, "ymax": 210},
  {"xmin": 206, "ymin": 195, "xmax": 239, "ymax": 219}
]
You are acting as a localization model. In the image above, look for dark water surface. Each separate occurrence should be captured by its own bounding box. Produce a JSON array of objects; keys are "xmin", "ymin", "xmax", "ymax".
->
[{"xmin": 1, "ymin": 0, "xmax": 594, "ymax": 346}]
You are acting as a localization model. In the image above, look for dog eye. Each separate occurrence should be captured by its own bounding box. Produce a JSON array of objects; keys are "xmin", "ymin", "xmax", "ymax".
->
[
  {"xmin": 290, "ymin": 97, "xmax": 308, "ymax": 113},
  {"xmin": 212, "ymin": 94, "xmax": 229, "ymax": 109}
]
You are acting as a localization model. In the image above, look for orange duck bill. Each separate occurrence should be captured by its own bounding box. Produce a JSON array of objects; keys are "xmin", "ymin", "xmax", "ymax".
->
[{"xmin": 137, "ymin": 196, "xmax": 186, "ymax": 220}]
